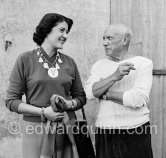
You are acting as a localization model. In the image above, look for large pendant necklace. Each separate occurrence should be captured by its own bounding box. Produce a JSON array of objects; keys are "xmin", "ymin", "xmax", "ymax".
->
[
  {"xmin": 48, "ymin": 67, "xmax": 58, "ymax": 78},
  {"xmin": 37, "ymin": 48, "xmax": 63, "ymax": 78}
]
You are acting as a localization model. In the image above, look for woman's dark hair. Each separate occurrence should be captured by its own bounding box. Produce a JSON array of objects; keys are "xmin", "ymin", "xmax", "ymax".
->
[{"xmin": 33, "ymin": 13, "xmax": 73, "ymax": 46}]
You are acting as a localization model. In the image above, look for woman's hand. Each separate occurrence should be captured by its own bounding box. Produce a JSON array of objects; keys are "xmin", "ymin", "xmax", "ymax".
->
[
  {"xmin": 113, "ymin": 62, "xmax": 136, "ymax": 81},
  {"xmin": 54, "ymin": 95, "xmax": 72, "ymax": 111},
  {"xmin": 44, "ymin": 106, "xmax": 65, "ymax": 121},
  {"xmin": 56, "ymin": 95, "xmax": 72, "ymax": 111}
]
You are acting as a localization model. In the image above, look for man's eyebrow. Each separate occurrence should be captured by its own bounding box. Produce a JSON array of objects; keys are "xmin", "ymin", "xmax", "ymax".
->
[{"xmin": 104, "ymin": 35, "xmax": 114, "ymax": 38}]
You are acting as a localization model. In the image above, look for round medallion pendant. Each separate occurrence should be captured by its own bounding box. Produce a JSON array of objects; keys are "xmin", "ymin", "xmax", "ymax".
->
[{"xmin": 48, "ymin": 67, "xmax": 58, "ymax": 78}]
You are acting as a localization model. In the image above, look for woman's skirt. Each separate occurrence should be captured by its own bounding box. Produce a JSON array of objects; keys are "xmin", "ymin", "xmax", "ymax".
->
[
  {"xmin": 22, "ymin": 120, "xmax": 44, "ymax": 158},
  {"xmin": 21, "ymin": 119, "xmax": 78, "ymax": 158}
]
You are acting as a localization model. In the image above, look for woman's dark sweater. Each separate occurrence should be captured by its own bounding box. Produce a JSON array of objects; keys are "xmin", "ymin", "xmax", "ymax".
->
[{"xmin": 5, "ymin": 48, "xmax": 86, "ymax": 122}]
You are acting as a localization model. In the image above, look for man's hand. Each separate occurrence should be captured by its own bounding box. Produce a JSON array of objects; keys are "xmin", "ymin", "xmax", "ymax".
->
[
  {"xmin": 91, "ymin": 63, "xmax": 135, "ymax": 99},
  {"xmin": 113, "ymin": 62, "xmax": 136, "ymax": 81}
]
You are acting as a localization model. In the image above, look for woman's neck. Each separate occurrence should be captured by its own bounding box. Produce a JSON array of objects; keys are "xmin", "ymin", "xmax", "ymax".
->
[{"xmin": 41, "ymin": 43, "xmax": 57, "ymax": 57}]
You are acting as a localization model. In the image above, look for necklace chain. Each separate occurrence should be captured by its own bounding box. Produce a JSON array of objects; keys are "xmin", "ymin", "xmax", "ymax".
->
[
  {"xmin": 38, "ymin": 48, "xmax": 59, "ymax": 67},
  {"xmin": 37, "ymin": 48, "xmax": 62, "ymax": 78}
]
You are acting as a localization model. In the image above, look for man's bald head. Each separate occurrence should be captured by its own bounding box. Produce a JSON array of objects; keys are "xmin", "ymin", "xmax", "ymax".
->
[
  {"xmin": 103, "ymin": 23, "xmax": 132, "ymax": 58},
  {"xmin": 105, "ymin": 23, "xmax": 132, "ymax": 37}
]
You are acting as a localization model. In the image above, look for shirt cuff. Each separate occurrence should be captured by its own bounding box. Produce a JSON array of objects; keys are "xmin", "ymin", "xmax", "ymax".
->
[
  {"xmin": 123, "ymin": 91, "xmax": 132, "ymax": 107},
  {"xmin": 84, "ymin": 83, "xmax": 97, "ymax": 100},
  {"xmin": 123, "ymin": 90, "xmax": 147, "ymax": 108},
  {"xmin": 10, "ymin": 100, "xmax": 24, "ymax": 113}
]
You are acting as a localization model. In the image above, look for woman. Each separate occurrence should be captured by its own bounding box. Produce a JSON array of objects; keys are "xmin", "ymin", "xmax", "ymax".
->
[{"xmin": 5, "ymin": 13, "xmax": 86, "ymax": 158}]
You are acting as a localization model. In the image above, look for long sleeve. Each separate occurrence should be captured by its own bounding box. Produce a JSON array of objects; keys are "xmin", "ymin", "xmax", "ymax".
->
[
  {"xmin": 123, "ymin": 60, "xmax": 153, "ymax": 108},
  {"xmin": 5, "ymin": 54, "xmax": 26, "ymax": 113},
  {"xmin": 84, "ymin": 63, "xmax": 101, "ymax": 100},
  {"xmin": 70, "ymin": 59, "xmax": 86, "ymax": 107}
]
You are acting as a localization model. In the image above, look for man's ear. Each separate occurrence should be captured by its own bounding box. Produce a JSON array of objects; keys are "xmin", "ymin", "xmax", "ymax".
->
[{"xmin": 123, "ymin": 34, "xmax": 130, "ymax": 46}]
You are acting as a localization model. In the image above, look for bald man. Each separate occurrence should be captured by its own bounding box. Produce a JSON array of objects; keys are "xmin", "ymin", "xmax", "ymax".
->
[{"xmin": 85, "ymin": 24, "xmax": 153, "ymax": 158}]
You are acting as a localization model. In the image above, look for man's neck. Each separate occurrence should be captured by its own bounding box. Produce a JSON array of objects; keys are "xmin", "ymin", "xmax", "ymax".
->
[{"xmin": 109, "ymin": 49, "xmax": 135, "ymax": 62}]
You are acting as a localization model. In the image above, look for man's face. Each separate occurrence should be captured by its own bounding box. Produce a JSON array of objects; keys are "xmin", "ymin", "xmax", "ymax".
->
[{"xmin": 103, "ymin": 27, "xmax": 124, "ymax": 58}]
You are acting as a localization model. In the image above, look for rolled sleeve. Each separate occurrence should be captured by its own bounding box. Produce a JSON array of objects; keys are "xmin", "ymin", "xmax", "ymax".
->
[
  {"xmin": 123, "ymin": 60, "xmax": 153, "ymax": 108},
  {"xmin": 5, "ymin": 54, "xmax": 26, "ymax": 113},
  {"xmin": 84, "ymin": 64, "xmax": 101, "ymax": 100},
  {"xmin": 6, "ymin": 100, "xmax": 23, "ymax": 112}
]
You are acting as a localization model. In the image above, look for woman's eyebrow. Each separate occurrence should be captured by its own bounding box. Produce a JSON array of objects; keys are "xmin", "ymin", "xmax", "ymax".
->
[
  {"xmin": 58, "ymin": 26, "xmax": 65, "ymax": 29},
  {"xmin": 58, "ymin": 27, "xmax": 68, "ymax": 31}
]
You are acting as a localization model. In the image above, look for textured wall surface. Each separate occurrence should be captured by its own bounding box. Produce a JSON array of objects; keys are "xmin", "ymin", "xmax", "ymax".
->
[
  {"xmin": 110, "ymin": 0, "xmax": 166, "ymax": 157},
  {"xmin": 0, "ymin": 0, "xmax": 110, "ymax": 157}
]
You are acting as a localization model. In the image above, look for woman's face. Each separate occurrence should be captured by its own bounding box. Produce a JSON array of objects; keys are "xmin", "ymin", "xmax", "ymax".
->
[{"xmin": 46, "ymin": 21, "xmax": 69, "ymax": 49}]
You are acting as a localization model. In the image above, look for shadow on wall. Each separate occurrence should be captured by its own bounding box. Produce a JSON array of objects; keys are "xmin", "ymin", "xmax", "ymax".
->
[{"xmin": 3, "ymin": 34, "xmax": 14, "ymax": 51}]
